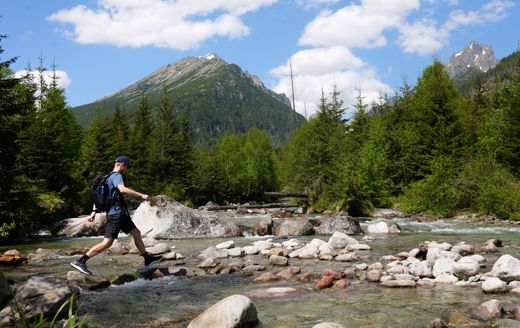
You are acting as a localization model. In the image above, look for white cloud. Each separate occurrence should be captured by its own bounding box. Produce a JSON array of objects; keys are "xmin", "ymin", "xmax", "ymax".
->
[
  {"xmin": 270, "ymin": 46, "xmax": 392, "ymax": 118},
  {"xmin": 296, "ymin": 0, "xmax": 341, "ymax": 10},
  {"xmin": 47, "ymin": 0, "xmax": 278, "ymax": 50},
  {"xmin": 14, "ymin": 70, "xmax": 72, "ymax": 90},
  {"xmin": 397, "ymin": 19, "xmax": 448, "ymax": 55},
  {"xmin": 299, "ymin": 0, "xmax": 420, "ymax": 48}
]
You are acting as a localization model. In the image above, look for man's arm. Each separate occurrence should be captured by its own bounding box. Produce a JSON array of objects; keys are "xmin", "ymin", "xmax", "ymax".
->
[{"xmin": 117, "ymin": 185, "xmax": 149, "ymax": 200}]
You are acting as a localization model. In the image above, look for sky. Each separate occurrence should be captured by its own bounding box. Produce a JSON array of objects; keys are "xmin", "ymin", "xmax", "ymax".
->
[{"xmin": 2, "ymin": 0, "xmax": 519, "ymax": 117}]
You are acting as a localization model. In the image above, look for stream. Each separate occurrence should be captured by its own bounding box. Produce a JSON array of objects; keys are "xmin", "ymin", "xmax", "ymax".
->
[{"xmin": 2, "ymin": 213, "xmax": 520, "ymax": 327}]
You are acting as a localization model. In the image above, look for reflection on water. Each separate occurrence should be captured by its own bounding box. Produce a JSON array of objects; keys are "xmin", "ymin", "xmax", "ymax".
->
[{"xmin": 2, "ymin": 214, "xmax": 520, "ymax": 327}]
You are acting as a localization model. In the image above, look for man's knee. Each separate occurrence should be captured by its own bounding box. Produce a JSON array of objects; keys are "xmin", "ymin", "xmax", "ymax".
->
[{"xmin": 129, "ymin": 228, "xmax": 141, "ymax": 237}]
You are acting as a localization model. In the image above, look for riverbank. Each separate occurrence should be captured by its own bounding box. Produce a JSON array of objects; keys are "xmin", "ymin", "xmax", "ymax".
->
[{"xmin": 2, "ymin": 212, "xmax": 520, "ymax": 327}]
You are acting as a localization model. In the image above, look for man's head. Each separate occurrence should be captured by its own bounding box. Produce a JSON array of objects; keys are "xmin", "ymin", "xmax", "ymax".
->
[{"xmin": 114, "ymin": 155, "xmax": 131, "ymax": 173}]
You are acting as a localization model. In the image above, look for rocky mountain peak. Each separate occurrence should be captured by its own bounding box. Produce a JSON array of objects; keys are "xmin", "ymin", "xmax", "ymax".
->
[{"xmin": 445, "ymin": 41, "xmax": 497, "ymax": 80}]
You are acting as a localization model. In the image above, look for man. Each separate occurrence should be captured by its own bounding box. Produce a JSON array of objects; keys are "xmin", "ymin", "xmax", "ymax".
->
[{"xmin": 71, "ymin": 155, "xmax": 162, "ymax": 274}]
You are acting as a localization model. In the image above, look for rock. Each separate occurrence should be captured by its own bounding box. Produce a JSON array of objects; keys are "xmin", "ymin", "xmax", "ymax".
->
[
  {"xmin": 315, "ymin": 275, "xmax": 334, "ymax": 289},
  {"xmin": 0, "ymin": 272, "xmax": 11, "ymax": 310},
  {"xmin": 480, "ymin": 299, "xmax": 503, "ymax": 319},
  {"xmin": 198, "ymin": 258, "xmax": 218, "ymax": 268},
  {"xmin": 107, "ymin": 239, "xmax": 129, "ymax": 255},
  {"xmin": 242, "ymin": 265, "xmax": 266, "ymax": 275},
  {"xmin": 227, "ymin": 247, "xmax": 245, "ymax": 257},
  {"xmin": 409, "ymin": 260, "xmax": 433, "ymax": 278},
  {"xmin": 254, "ymin": 272, "xmax": 279, "ymax": 282},
  {"xmin": 9, "ymin": 276, "xmax": 74, "ymax": 321},
  {"xmin": 54, "ymin": 213, "xmax": 107, "ymax": 237},
  {"xmin": 199, "ymin": 246, "xmax": 229, "ymax": 260},
  {"xmin": 427, "ymin": 318, "xmax": 454, "ymax": 328},
  {"xmin": 328, "ymin": 231, "xmax": 358, "ymax": 249},
  {"xmin": 309, "ymin": 238, "xmax": 327, "ymax": 249},
  {"xmin": 281, "ymin": 239, "xmax": 302, "ymax": 249},
  {"xmin": 434, "ymin": 274, "xmax": 458, "ymax": 284},
  {"xmin": 334, "ymin": 279, "xmax": 349, "ymax": 289},
  {"xmin": 146, "ymin": 242, "xmax": 170, "ymax": 255},
  {"xmin": 427, "ymin": 242, "xmax": 452, "ymax": 251},
  {"xmin": 248, "ymin": 287, "xmax": 303, "ymax": 298},
  {"xmin": 276, "ymin": 267, "xmax": 301, "ymax": 280},
  {"xmin": 216, "ymin": 241, "xmax": 234, "ymax": 249},
  {"xmin": 255, "ymin": 218, "xmax": 273, "ymax": 236},
  {"xmin": 313, "ymin": 323, "xmax": 345, "ymax": 328},
  {"xmin": 451, "ymin": 243, "xmax": 474, "ymax": 256},
  {"xmin": 289, "ymin": 244, "xmax": 318, "ymax": 259},
  {"xmin": 273, "ymin": 219, "xmax": 314, "ymax": 237},
  {"xmin": 111, "ymin": 273, "xmax": 138, "ymax": 285},
  {"xmin": 371, "ymin": 208, "xmax": 406, "ymax": 219},
  {"xmin": 269, "ymin": 255, "xmax": 288, "ymax": 266},
  {"xmin": 380, "ymin": 280, "xmax": 417, "ymax": 288},
  {"xmin": 452, "ymin": 257, "xmax": 480, "ymax": 279},
  {"xmin": 0, "ymin": 249, "xmax": 27, "ymax": 266},
  {"xmin": 318, "ymin": 243, "xmax": 335, "ymax": 256},
  {"xmin": 432, "ymin": 258, "xmax": 457, "ymax": 277},
  {"xmin": 367, "ymin": 270, "xmax": 382, "ymax": 282},
  {"xmin": 133, "ymin": 195, "xmax": 242, "ymax": 239},
  {"xmin": 426, "ymin": 248, "xmax": 460, "ymax": 265},
  {"xmin": 66, "ymin": 271, "xmax": 111, "ymax": 290},
  {"xmin": 26, "ymin": 248, "xmax": 61, "ymax": 263},
  {"xmin": 168, "ymin": 267, "xmax": 188, "ymax": 276},
  {"xmin": 268, "ymin": 247, "xmax": 288, "ymax": 257},
  {"xmin": 495, "ymin": 319, "xmax": 520, "ymax": 328},
  {"xmin": 366, "ymin": 221, "xmax": 401, "ymax": 234},
  {"xmin": 188, "ymin": 294, "xmax": 260, "ymax": 328},
  {"xmin": 320, "ymin": 269, "xmax": 342, "ymax": 280},
  {"xmin": 335, "ymin": 253, "xmax": 359, "ymax": 262},
  {"xmin": 482, "ymin": 277, "xmax": 508, "ymax": 293},
  {"xmin": 491, "ymin": 254, "xmax": 520, "ymax": 282},
  {"xmin": 297, "ymin": 272, "xmax": 315, "ymax": 283},
  {"xmin": 316, "ymin": 213, "xmax": 362, "ymax": 235}
]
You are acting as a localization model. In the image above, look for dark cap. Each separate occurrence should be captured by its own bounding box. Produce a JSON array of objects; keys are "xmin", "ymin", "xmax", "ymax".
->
[{"xmin": 115, "ymin": 155, "xmax": 131, "ymax": 166}]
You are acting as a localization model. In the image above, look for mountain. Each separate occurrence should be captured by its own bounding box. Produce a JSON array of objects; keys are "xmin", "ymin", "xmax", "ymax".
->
[
  {"xmin": 445, "ymin": 41, "xmax": 497, "ymax": 86},
  {"xmin": 72, "ymin": 54, "xmax": 305, "ymax": 146}
]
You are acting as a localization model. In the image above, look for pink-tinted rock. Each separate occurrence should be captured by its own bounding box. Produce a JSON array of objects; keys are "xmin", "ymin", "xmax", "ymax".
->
[
  {"xmin": 249, "ymin": 287, "xmax": 304, "ymax": 298},
  {"xmin": 322, "ymin": 268, "xmax": 344, "ymax": 280},
  {"xmin": 334, "ymin": 279, "xmax": 349, "ymax": 289},
  {"xmin": 276, "ymin": 266, "xmax": 301, "ymax": 280},
  {"xmin": 255, "ymin": 272, "xmax": 279, "ymax": 282},
  {"xmin": 297, "ymin": 272, "xmax": 315, "ymax": 283},
  {"xmin": 366, "ymin": 270, "xmax": 382, "ymax": 282},
  {"xmin": 480, "ymin": 299, "xmax": 503, "ymax": 319},
  {"xmin": 316, "ymin": 275, "xmax": 334, "ymax": 289}
]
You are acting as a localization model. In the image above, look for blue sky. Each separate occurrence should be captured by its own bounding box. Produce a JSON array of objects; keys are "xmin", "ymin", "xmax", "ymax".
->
[{"xmin": 2, "ymin": 0, "xmax": 519, "ymax": 117}]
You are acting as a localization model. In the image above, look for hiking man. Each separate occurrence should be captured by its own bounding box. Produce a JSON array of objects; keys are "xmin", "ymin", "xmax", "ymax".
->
[{"xmin": 71, "ymin": 155, "xmax": 162, "ymax": 274}]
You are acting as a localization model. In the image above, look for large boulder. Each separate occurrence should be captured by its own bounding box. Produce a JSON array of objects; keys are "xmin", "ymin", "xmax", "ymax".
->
[
  {"xmin": 491, "ymin": 255, "xmax": 520, "ymax": 282},
  {"xmin": 316, "ymin": 213, "xmax": 362, "ymax": 235},
  {"xmin": 54, "ymin": 213, "xmax": 107, "ymax": 237},
  {"xmin": 0, "ymin": 272, "xmax": 11, "ymax": 310},
  {"xmin": 273, "ymin": 219, "xmax": 314, "ymax": 237},
  {"xmin": 133, "ymin": 195, "xmax": 242, "ymax": 239},
  {"xmin": 188, "ymin": 294, "xmax": 260, "ymax": 328},
  {"xmin": 1, "ymin": 276, "xmax": 74, "ymax": 323},
  {"xmin": 366, "ymin": 221, "xmax": 401, "ymax": 234}
]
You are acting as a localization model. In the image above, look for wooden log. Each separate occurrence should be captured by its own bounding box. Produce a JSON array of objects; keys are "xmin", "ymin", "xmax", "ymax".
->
[
  {"xmin": 263, "ymin": 192, "xmax": 309, "ymax": 198},
  {"xmin": 204, "ymin": 203, "xmax": 299, "ymax": 211}
]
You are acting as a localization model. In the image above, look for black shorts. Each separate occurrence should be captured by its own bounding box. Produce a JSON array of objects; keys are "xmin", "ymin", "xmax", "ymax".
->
[{"xmin": 104, "ymin": 214, "xmax": 137, "ymax": 239}]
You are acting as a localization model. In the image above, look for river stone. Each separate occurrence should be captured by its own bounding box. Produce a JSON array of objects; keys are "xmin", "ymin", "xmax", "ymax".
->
[
  {"xmin": 248, "ymin": 287, "xmax": 303, "ymax": 298},
  {"xmin": 453, "ymin": 257, "xmax": 480, "ymax": 279},
  {"xmin": 188, "ymin": 294, "xmax": 259, "ymax": 328},
  {"xmin": 289, "ymin": 244, "xmax": 318, "ymax": 259},
  {"xmin": 482, "ymin": 277, "xmax": 508, "ymax": 293},
  {"xmin": 273, "ymin": 219, "xmax": 314, "ymax": 237},
  {"xmin": 13, "ymin": 276, "xmax": 74, "ymax": 320},
  {"xmin": 319, "ymin": 243, "xmax": 334, "ymax": 256},
  {"xmin": 0, "ymin": 272, "xmax": 11, "ymax": 311},
  {"xmin": 313, "ymin": 322, "xmax": 345, "ymax": 328},
  {"xmin": 366, "ymin": 221, "xmax": 401, "ymax": 234},
  {"xmin": 276, "ymin": 267, "xmax": 301, "ymax": 280},
  {"xmin": 409, "ymin": 260, "xmax": 433, "ymax": 278},
  {"xmin": 434, "ymin": 274, "xmax": 458, "ymax": 284},
  {"xmin": 328, "ymin": 231, "xmax": 358, "ymax": 249},
  {"xmin": 494, "ymin": 319, "xmax": 520, "ymax": 328},
  {"xmin": 146, "ymin": 242, "xmax": 170, "ymax": 255},
  {"xmin": 426, "ymin": 248, "xmax": 460, "ymax": 265},
  {"xmin": 316, "ymin": 213, "xmax": 362, "ymax": 235},
  {"xmin": 54, "ymin": 213, "xmax": 107, "ymax": 237},
  {"xmin": 491, "ymin": 254, "xmax": 520, "ymax": 282},
  {"xmin": 427, "ymin": 242, "xmax": 452, "ymax": 251},
  {"xmin": 451, "ymin": 243, "xmax": 474, "ymax": 256},
  {"xmin": 253, "ymin": 240, "xmax": 273, "ymax": 251},
  {"xmin": 309, "ymin": 238, "xmax": 327, "ymax": 249},
  {"xmin": 216, "ymin": 241, "xmax": 235, "ymax": 249},
  {"xmin": 133, "ymin": 195, "xmax": 241, "ymax": 239},
  {"xmin": 380, "ymin": 280, "xmax": 417, "ymax": 288},
  {"xmin": 269, "ymin": 255, "xmax": 288, "ymax": 266},
  {"xmin": 27, "ymin": 248, "xmax": 62, "ymax": 263},
  {"xmin": 432, "ymin": 258, "xmax": 457, "ymax": 277},
  {"xmin": 255, "ymin": 217, "xmax": 273, "ymax": 236},
  {"xmin": 199, "ymin": 246, "xmax": 229, "ymax": 260},
  {"xmin": 66, "ymin": 271, "xmax": 110, "ymax": 290},
  {"xmin": 227, "ymin": 247, "xmax": 245, "ymax": 257}
]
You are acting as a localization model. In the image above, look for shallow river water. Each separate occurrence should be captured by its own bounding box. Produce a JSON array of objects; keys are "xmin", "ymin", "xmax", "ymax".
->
[{"xmin": 2, "ymin": 213, "xmax": 520, "ymax": 328}]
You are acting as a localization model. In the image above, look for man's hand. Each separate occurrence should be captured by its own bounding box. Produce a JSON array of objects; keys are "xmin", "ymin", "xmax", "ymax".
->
[
  {"xmin": 87, "ymin": 212, "xmax": 96, "ymax": 222},
  {"xmin": 141, "ymin": 194, "xmax": 149, "ymax": 201}
]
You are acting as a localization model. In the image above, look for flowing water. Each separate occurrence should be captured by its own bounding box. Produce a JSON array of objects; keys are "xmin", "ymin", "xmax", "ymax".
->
[{"xmin": 2, "ymin": 213, "xmax": 520, "ymax": 327}]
